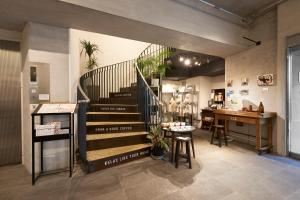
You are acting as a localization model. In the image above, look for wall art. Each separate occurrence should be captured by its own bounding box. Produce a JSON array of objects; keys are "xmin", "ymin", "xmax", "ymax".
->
[
  {"xmin": 241, "ymin": 77, "xmax": 248, "ymax": 86},
  {"xmin": 227, "ymin": 80, "xmax": 233, "ymax": 87},
  {"xmin": 240, "ymin": 89, "xmax": 249, "ymax": 96},
  {"xmin": 257, "ymin": 74, "xmax": 274, "ymax": 86}
]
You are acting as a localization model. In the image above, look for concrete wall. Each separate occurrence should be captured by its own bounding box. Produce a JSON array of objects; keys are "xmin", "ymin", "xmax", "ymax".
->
[
  {"xmin": 277, "ymin": 0, "xmax": 300, "ymax": 155},
  {"xmin": 69, "ymin": 29, "xmax": 149, "ymax": 102},
  {"xmin": 224, "ymin": 10, "xmax": 278, "ymax": 151},
  {"xmin": 0, "ymin": 28, "xmax": 21, "ymax": 42},
  {"xmin": 211, "ymin": 75, "xmax": 225, "ymax": 89},
  {"xmin": 21, "ymin": 22, "xmax": 70, "ymax": 173}
]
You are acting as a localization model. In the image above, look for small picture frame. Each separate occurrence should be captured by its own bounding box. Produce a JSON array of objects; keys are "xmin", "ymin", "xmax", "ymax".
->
[
  {"xmin": 227, "ymin": 80, "xmax": 233, "ymax": 87},
  {"xmin": 240, "ymin": 89, "xmax": 249, "ymax": 96},
  {"xmin": 257, "ymin": 74, "xmax": 274, "ymax": 86},
  {"xmin": 241, "ymin": 78, "xmax": 248, "ymax": 86}
]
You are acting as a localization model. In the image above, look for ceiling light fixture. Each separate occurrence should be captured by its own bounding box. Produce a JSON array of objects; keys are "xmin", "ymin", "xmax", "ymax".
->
[
  {"xmin": 198, "ymin": 62, "xmax": 202, "ymax": 66},
  {"xmin": 179, "ymin": 57, "xmax": 184, "ymax": 62},
  {"xmin": 184, "ymin": 59, "xmax": 191, "ymax": 66},
  {"xmin": 195, "ymin": 61, "xmax": 198, "ymax": 65},
  {"xmin": 207, "ymin": 58, "xmax": 210, "ymax": 63}
]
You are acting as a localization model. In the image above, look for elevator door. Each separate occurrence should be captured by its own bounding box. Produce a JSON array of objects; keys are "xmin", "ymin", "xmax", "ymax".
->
[{"xmin": 0, "ymin": 40, "xmax": 21, "ymax": 165}]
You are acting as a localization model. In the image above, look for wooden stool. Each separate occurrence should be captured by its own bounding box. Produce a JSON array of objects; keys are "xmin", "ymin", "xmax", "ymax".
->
[
  {"xmin": 175, "ymin": 136, "xmax": 192, "ymax": 169},
  {"xmin": 210, "ymin": 125, "xmax": 228, "ymax": 147}
]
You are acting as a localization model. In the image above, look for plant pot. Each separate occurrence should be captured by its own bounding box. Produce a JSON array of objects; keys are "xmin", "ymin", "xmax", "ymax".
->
[
  {"xmin": 145, "ymin": 77, "xmax": 152, "ymax": 85},
  {"xmin": 152, "ymin": 146, "xmax": 164, "ymax": 157}
]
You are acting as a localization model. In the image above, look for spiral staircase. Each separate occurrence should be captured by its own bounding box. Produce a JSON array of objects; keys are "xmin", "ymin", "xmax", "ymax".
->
[{"xmin": 77, "ymin": 44, "xmax": 170, "ymax": 172}]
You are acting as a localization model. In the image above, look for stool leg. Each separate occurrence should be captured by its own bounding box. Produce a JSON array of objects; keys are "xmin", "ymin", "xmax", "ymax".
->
[
  {"xmin": 210, "ymin": 127, "xmax": 215, "ymax": 144},
  {"xmin": 175, "ymin": 141, "xmax": 180, "ymax": 168},
  {"xmin": 218, "ymin": 128, "xmax": 222, "ymax": 147},
  {"xmin": 223, "ymin": 129, "xmax": 228, "ymax": 146},
  {"xmin": 189, "ymin": 132, "xmax": 195, "ymax": 158},
  {"xmin": 186, "ymin": 141, "xmax": 192, "ymax": 169}
]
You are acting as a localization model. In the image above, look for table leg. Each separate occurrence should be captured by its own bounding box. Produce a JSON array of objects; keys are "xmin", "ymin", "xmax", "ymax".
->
[
  {"xmin": 189, "ymin": 132, "xmax": 195, "ymax": 158},
  {"xmin": 32, "ymin": 140, "xmax": 35, "ymax": 185},
  {"xmin": 171, "ymin": 133, "xmax": 175, "ymax": 163},
  {"xmin": 268, "ymin": 118, "xmax": 273, "ymax": 153},
  {"xmin": 256, "ymin": 119, "xmax": 262, "ymax": 155},
  {"xmin": 40, "ymin": 142, "xmax": 43, "ymax": 173}
]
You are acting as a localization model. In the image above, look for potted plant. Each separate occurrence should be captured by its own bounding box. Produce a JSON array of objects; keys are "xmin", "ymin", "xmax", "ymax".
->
[
  {"xmin": 80, "ymin": 40, "xmax": 100, "ymax": 70},
  {"xmin": 147, "ymin": 125, "xmax": 169, "ymax": 159},
  {"xmin": 137, "ymin": 49, "xmax": 173, "ymax": 86}
]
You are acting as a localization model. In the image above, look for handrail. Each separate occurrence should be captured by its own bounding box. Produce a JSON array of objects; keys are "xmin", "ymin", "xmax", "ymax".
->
[{"xmin": 134, "ymin": 63, "xmax": 163, "ymax": 106}]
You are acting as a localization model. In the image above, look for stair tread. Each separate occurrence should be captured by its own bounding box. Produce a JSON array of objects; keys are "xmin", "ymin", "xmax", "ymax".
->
[
  {"xmin": 90, "ymin": 104, "xmax": 137, "ymax": 106},
  {"xmin": 87, "ymin": 131, "xmax": 148, "ymax": 140},
  {"xmin": 86, "ymin": 121, "xmax": 144, "ymax": 126},
  {"xmin": 87, "ymin": 112, "xmax": 140, "ymax": 115},
  {"xmin": 87, "ymin": 143, "xmax": 151, "ymax": 161}
]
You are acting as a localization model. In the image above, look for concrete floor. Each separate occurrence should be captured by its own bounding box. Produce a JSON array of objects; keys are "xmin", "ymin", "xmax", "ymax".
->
[{"xmin": 2, "ymin": 130, "xmax": 300, "ymax": 200}]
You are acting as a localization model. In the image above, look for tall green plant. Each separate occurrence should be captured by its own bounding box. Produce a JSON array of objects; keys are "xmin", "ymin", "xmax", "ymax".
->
[
  {"xmin": 80, "ymin": 40, "xmax": 100, "ymax": 70},
  {"xmin": 137, "ymin": 49, "xmax": 173, "ymax": 77}
]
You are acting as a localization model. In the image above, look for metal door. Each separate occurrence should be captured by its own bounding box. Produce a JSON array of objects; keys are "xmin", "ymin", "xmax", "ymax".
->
[{"xmin": 0, "ymin": 40, "xmax": 21, "ymax": 165}]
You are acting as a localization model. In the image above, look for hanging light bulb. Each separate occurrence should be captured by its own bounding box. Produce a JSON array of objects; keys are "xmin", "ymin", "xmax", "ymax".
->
[
  {"xmin": 184, "ymin": 59, "xmax": 191, "ymax": 66},
  {"xmin": 179, "ymin": 57, "xmax": 184, "ymax": 62}
]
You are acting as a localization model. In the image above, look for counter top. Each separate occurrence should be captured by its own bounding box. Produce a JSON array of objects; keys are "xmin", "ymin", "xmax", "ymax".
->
[{"xmin": 213, "ymin": 109, "xmax": 276, "ymax": 119}]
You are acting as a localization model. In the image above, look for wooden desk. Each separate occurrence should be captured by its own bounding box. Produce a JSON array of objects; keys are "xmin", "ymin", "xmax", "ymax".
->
[{"xmin": 213, "ymin": 109, "xmax": 276, "ymax": 154}]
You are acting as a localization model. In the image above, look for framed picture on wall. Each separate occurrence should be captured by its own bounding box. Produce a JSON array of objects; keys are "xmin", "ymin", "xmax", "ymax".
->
[
  {"xmin": 227, "ymin": 80, "xmax": 233, "ymax": 87},
  {"xmin": 241, "ymin": 78, "xmax": 248, "ymax": 86},
  {"xmin": 257, "ymin": 74, "xmax": 274, "ymax": 86}
]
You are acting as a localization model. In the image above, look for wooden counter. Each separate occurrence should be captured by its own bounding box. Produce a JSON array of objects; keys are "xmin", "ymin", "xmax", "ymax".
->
[{"xmin": 213, "ymin": 109, "xmax": 276, "ymax": 154}]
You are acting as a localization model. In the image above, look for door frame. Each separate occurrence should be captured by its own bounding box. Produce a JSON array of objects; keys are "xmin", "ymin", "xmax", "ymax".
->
[{"xmin": 286, "ymin": 34, "xmax": 300, "ymax": 159}]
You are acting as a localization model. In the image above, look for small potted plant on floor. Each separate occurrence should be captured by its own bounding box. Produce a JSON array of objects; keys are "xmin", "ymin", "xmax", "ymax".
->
[{"xmin": 147, "ymin": 125, "xmax": 169, "ymax": 159}]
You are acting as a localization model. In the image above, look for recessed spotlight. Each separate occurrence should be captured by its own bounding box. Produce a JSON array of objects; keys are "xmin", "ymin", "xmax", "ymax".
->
[
  {"xmin": 179, "ymin": 57, "xmax": 184, "ymax": 62},
  {"xmin": 184, "ymin": 59, "xmax": 191, "ymax": 66}
]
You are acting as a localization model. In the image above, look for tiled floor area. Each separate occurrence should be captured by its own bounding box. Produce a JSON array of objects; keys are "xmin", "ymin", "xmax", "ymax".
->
[{"xmin": 2, "ymin": 130, "xmax": 300, "ymax": 200}]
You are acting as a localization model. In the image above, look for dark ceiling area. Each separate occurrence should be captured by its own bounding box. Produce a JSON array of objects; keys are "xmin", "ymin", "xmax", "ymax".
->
[{"xmin": 164, "ymin": 49, "xmax": 224, "ymax": 80}]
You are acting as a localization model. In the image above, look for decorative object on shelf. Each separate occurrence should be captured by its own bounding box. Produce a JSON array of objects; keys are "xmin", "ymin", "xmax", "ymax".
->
[
  {"xmin": 80, "ymin": 40, "xmax": 100, "ymax": 70},
  {"xmin": 147, "ymin": 125, "xmax": 169, "ymax": 159},
  {"xmin": 257, "ymin": 102, "xmax": 264, "ymax": 113},
  {"xmin": 241, "ymin": 77, "xmax": 248, "ymax": 86},
  {"xmin": 227, "ymin": 80, "xmax": 233, "ymax": 87},
  {"xmin": 240, "ymin": 89, "xmax": 249, "ymax": 96},
  {"xmin": 257, "ymin": 74, "xmax": 274, "ymax": 86}
]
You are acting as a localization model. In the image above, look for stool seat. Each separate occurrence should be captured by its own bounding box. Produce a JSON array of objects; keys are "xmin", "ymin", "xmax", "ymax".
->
[
  {"xmin": 213, "ymin": 125, "xmax": 225, "ymax": 128},
  {"xmin": 175, "ymin": 136, "xmax": 191, "ymax": 141}
]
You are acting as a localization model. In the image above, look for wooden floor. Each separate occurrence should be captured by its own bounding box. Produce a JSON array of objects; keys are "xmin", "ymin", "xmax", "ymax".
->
[
  {"xmin": 86, "ymin": 121, "xmax": 144, "ymax": 126},
  {"xmin": 87, "ymin": 143, "xmax": 151, "ymax": 161},
  {"xmin": 86, "ymin": 131, "xmax": 148, "ymax": 140},
  {"xmin": 86, "ymin": 112, "xmax": 140, "ymax": 115}
]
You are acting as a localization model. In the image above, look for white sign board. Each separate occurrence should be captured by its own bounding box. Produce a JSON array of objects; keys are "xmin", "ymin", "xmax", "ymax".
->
[{"xmin": 38, "ymin": 104, "xmax": 77, "ymax": 114}]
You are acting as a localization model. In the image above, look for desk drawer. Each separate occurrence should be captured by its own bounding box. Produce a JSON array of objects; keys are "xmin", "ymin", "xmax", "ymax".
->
[{"xmin": 217, "ymin": 114, "xmax": 256, "ymax": 124}]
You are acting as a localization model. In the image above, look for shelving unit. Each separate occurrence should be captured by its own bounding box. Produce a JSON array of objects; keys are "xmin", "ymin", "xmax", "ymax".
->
[{"xmin": 162, "ymin": 89, "xmax": 199, "ymax": 125}]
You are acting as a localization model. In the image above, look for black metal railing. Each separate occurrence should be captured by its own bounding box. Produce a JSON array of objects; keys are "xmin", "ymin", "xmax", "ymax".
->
[
  {"xmin": 80, "ymin": 59, "xmax": 137, "ymax": 103},
  {"xmin": 136, "ymin": 63, "xmax": 163, "ymax": 131}
]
